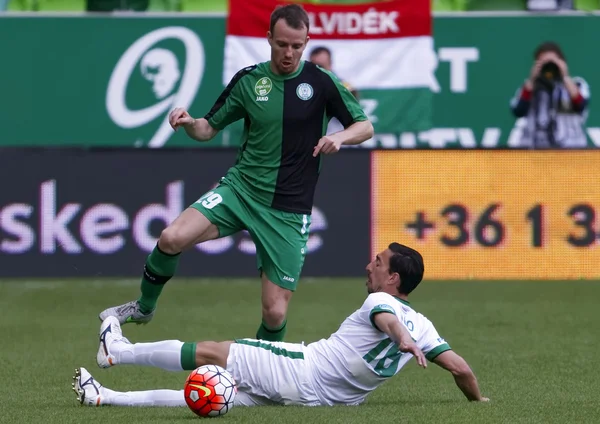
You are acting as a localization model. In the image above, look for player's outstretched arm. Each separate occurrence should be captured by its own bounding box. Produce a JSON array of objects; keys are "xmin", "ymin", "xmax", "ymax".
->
[
  {"xmin": 431, "ymin": 350, "xmax": 489, "ymax": 402},
  {"xmin": 373, "ymin": 312, "xmax": 427, "ymax": 368},
  {"xmin": 169, "ymin": 108, "xmax": 219, "ymax": 142}
]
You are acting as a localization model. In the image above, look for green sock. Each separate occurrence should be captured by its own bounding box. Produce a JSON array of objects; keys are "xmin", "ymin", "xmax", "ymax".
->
[
  {"xmin": 137, "ymin": 244, "xmax": 180, "ymax": 314},
  {"xmin": 180, "ymin": 342, "xmax": 197, "ymax": 370},
  {"xmin": 256, "ymin": 319, "xmax": 287, "ymax": 342}
]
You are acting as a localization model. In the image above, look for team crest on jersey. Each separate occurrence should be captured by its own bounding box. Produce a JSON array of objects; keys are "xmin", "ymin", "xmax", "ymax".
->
[
  {"xmin": 296, "ymin": 83, "xmax": 313, "ymax": 101},
  {"xmin": 255, "ymin": 77, "xmax": 272, "ymax": 96}
]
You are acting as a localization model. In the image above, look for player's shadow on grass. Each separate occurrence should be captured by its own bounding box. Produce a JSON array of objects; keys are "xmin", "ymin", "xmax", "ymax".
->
[
  {"xmin": 363, "ymin": 398, "xmax": 458, "ymax": 407},
  {"xmin": 106, "ymin": 407, "xmax": 204, "ymax": 421}
]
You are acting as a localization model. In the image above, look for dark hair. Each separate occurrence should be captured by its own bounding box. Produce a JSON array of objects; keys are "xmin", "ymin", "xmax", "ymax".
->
[
  {"xmin": 269, "ymin": 4, "xmax": 310, "ymax": 35},
  {"xmin": 309, "ymin": 46, "xmax": 331, "ymax": 58},
  {"xmin": 534, "ymin": 41, "xmax": 565, "ymax": 61},
  {"xmin": 388, "ymin": 243, "xmax": 424, "ymax": 295}
]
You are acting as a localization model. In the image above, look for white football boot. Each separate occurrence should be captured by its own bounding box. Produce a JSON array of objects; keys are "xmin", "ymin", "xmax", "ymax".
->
[
  {"xmin": 72, "ymin": 367, "xmax": 105, "ymax": 407},
  {"xmin": 97, "ymin": 316, "xmax": 130, "ymax": 369}
]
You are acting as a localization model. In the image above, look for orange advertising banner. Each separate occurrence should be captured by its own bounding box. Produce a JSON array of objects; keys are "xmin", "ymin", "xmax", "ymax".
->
[{"xmin": 371, "ymin": 151, "xmax": 600, "ymax": 279}]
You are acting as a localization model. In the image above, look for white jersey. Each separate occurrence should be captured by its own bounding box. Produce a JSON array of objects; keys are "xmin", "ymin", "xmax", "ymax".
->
[{"xmin": 305, "ymin": 292, "xmax": 451, "ymax": 406}]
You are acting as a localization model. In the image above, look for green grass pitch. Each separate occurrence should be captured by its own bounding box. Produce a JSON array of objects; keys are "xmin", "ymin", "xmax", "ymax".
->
[{"xmin": 1, "ymin": 278, "xmax": 598, "ymax": 423}]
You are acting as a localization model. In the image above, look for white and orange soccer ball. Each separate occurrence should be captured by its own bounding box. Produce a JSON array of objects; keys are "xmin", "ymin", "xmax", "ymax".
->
[{"xmin": 184, "ymin": 365, "xmax": 237, "ymax": 417}]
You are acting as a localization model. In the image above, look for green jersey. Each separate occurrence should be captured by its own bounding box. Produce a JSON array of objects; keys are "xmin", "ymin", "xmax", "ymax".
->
[{"xmin": 204, "ymin": 60, "xmax": 367, "ymax": 214}]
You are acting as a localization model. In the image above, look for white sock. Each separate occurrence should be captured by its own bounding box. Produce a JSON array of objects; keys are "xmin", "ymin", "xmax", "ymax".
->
[
  {"xmin": 102, "ymin": 387, "xmax": 186, "ymax": 407},
  {"xmin": 113, "ymin": 340, "xmax": 184, "ymax": 372},
  {"xmin": 102, "ymin": 387, "xmax": 269, "ymax": 408}
]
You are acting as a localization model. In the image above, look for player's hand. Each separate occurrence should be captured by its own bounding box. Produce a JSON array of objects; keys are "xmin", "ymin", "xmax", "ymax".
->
[
  {"xmin": 169, "ymin": 107, "xmax": 195, "ymax": 131},
  {"xmin": 553, "ymin": 57, "xmax": 569, "ymax": 77},
  {"xmin": 399, "ymin": 341, "xmax": 427, "ymax": 369},
  {"xmin": 313, "ymin": 136, "xmax": 342, "ymax": 157},
  {"xmin": 528, "ymin": 60, "xmax": 543, "ymax": 85}
]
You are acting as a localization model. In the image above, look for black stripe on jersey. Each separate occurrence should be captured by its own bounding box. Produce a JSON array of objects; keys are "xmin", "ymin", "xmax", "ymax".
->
[
  {"xmin": 273, "ymin": 62, "xmax": 326, "ymax": 214},
  {"xmin": 320, "ymin": 69, "xmax": 355, "ymax": 128},
  {"xmin": 204, "ymin": 65, "xmax": 257, "ymax": 121}
]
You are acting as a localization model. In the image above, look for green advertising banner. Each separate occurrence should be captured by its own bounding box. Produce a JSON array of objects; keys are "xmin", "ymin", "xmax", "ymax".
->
[
  {"xmin": 0, "ymin": 16, "xmax": 231, "ymax": 148},
  {"xmin": 0, "ymin": 13, "xmax": 599, "ymax": 148}
]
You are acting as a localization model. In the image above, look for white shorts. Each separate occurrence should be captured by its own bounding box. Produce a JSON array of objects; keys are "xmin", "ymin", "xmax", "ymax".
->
[{"xmin": 226, "ymin": 338, "xmax": 321, "ymax": 407}]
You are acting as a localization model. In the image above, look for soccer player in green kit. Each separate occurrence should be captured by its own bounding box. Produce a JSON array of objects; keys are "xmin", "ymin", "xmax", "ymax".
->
[{"xmin": 99, "ymin": 4, "xmax": 374, "ymax": 348}]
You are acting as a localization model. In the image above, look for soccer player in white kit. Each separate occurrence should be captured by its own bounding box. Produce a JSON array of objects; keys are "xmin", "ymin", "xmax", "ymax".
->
[{"xmin": 73, "ymin": 242, "xmax": 489, "ymax": 407}]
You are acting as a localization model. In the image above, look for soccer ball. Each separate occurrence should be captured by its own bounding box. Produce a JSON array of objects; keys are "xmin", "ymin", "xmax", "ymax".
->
[{"xmin": 184, "ymin": 365, "xmax": 237, "ymax": 417}]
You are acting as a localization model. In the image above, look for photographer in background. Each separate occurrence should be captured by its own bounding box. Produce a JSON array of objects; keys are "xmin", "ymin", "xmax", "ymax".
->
[{"xmin": 510, "ymin": 41, "xmax": 590, "ymax": 148}]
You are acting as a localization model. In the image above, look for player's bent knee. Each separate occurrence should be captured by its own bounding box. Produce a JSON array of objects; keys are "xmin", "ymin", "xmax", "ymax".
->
[
  {"xmin": 262, "ymin": 303, "xmax": 287, "ymax": 328},
  {"xmin": 158, "ymin": 227, "xmax": 186, "ymax": 254}
]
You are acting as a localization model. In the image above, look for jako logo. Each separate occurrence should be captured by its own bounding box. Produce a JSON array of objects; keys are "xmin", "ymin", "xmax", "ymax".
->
[{"xmin": 106, "ymin": 27, "xmax": 205, "ymax": 148}]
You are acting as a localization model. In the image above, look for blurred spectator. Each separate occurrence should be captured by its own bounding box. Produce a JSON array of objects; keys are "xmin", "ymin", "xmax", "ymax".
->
[
  {"xmin": 309, "ymin": 45, "xmax": 361, "ymax": 136},
  {"xmin": 510, "ymin": 41, "xmax": 590, "ymax": 148},
  {"xmin": 465, "ymin": 0, "xmax": 523, "ymax": 10},
  {"xmin": 87, "ymin": 0, "xmax": 148, "ymax": 11},
  {"xmin": 527, "ymin": 0, "xmax": 574, "ymax": 10},
  {"xmin": 309, "ymin": 46, "xmax": 359, "ymax": 99}
]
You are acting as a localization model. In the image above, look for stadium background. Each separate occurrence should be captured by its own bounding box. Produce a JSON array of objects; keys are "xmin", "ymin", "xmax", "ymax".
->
[
  {"xmin": 1, "ymin": 1, "xmax": 599, "ymax": 423},
  {"xmin": 1, "ymin": 0, "xmax": 599, "ymax": 280}
]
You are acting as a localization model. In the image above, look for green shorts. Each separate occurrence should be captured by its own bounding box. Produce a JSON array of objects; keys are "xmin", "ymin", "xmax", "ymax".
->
[{"xmin": 190, "ymin": 181, "xmax": 311, "ymax": 291}]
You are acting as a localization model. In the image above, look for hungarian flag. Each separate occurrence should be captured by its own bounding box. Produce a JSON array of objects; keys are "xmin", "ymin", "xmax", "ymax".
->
[{"xmin": 224, "ymin": 0, "xmax": 436, "ymax": 134}]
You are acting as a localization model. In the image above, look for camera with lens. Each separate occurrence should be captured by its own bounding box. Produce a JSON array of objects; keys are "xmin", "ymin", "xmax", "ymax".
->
[{"xmin": 535, "ymin": 60, "xmax": 562, "ymax": 90}]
